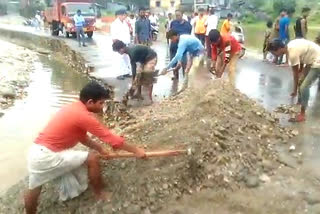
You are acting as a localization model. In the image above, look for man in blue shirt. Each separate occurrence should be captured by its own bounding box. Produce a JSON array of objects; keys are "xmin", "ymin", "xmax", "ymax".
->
[
  {"xmin": 135, "ymin": 8, "xmax": 151, "ymax": 46},
  {"xmin": 170, "ymin": 10, "xmax": 192, "ymax": 36},
  {"xmin": 169, "ymin": 10, "xmax": 192, "ymax": 79},
  {"xmin": 161, "ymin": 30, "xmax": 204, "ymax": 81},
  {"xmin": 73, "ymin": 10, "xmax": 86, "ymax": 47},
  {"xmin": 278, "ymin": 11, "xmax": 291, "ymax": 65}
]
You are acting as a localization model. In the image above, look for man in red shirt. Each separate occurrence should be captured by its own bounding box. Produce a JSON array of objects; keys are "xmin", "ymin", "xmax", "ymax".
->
[
  {"xmin": 209, "ymin": 29, "xmax": 241, "ymax": 85},
  {"xmin": 24, "ymin": 82, "xmax": 146, "ymax": 214}
]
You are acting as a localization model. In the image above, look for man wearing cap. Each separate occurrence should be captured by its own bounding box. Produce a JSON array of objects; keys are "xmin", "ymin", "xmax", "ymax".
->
[
  {"xmin": 135, "ymin": 8, "xmax": 152, "ymax": 46},
  {"xmin": 110, "ymin": 9, "xmax": 131, "ymax": 45},
  {"xmin": 73, "ymin": 10, "xmax": 86, "ymax": 47}
]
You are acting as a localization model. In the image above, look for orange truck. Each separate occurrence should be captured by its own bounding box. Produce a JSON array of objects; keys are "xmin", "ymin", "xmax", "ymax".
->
[{"xmin": 44, "ymin": 0, "xmax": 96, "ymax": 38}]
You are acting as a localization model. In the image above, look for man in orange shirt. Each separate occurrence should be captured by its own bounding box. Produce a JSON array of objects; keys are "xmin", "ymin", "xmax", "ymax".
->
[
  {"xmin": 24, "ymin": 82, "xmax": 146, "ymax": 214},
  {"xmin": 209, "ymin": 29, "xmax": 241, "ymax": 85},
  {"xmin": 220, "ymin": 13, "xmax": 233, "ymax": 36},
  {"xmin": 194, "ymin": 8, "xmax": 207, "ymax": 45}
]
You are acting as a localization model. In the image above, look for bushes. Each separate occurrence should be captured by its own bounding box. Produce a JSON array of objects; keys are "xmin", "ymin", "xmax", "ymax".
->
[
  {"xmin": 20, "ymin": 0, "xmax": 45, "ymax": 18},
  {"xmin": 241, "ymin": 13, "xmax": 257, "ymax": 24},
  {"xmin": 273, "ymin": 0, "xmax": 296, "ymax": 15}
]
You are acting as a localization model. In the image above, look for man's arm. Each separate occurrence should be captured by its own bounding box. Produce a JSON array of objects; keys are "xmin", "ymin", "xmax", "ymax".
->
[
  {"xmin": 219, "ymin": 41, "xmax": 232, "ymax": 74},
  {"xmin": 135, "ymin": 20, "xmax": 139, "ymax": 43},
  {"xmin": 79, "ymin": 115, "xmax": 146, "ymax": 158},
  {"xmin": 81, "ymin": 137, "xmax": 104, "ymax": 153},
  {"xmin": 211, "ymin": 44, "xmax": 218, "ymax": 70},
  {"xmin": 301, "ymin": 19, "xmax": 307, "ymax": 38},
  {"xmin": 167, "ymin": 40, "xmax": 187, "ymax": 69},
  {"xmin": 291, "ymin": 64, "xmax": 300, "ymax": 96}
]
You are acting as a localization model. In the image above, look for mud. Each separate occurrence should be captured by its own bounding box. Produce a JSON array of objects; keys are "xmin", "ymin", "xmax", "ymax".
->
[{"xmin": 0, "ymin": 79, "xmax": 298, "ymax": 213}]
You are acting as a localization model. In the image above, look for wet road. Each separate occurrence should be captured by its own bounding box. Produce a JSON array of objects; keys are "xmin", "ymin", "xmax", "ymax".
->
[{"xmin": 1, "ymin": 23, "xmax": 320, "ymax": 199}]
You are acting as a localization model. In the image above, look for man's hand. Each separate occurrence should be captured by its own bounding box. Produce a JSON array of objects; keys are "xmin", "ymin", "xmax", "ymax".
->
[
  {"xmin": 135, "ymin": 147, "xmax": 146, "ymax": 158},
  {"xmin": 99, "ymin": 148, "xmax": 109, "ymax": 157},
  {"xmin": 160, "ymin": 68, "xmax": 168, "ymax": 76}
]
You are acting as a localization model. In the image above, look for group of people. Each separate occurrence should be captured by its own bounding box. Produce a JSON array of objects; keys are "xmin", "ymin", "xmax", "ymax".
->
[
  {"xmin": 23, "ymin": 5, "xmax": 320, "ymax": 214},
  {"xmin": 110, "ymin": 8, "xmax": 158, "ymax": 47},
  {"xmin": 163, "ymin": 8, "xmax": 241, "ymax": 85},
  {"xmin": 24, "ymin": 7, "xmax": 244, "ymax": 213},
  {"xmin": 110, "ymin": 6, "xmax": 244, "ymax": 104},
  {"xmin": 262, "ymin": 7, "xmax": 320, "ymax": 123}
]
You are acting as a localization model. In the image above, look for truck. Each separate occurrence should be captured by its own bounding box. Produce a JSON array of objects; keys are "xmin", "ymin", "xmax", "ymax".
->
[{"xmin": 44, "ymin": 0, "xmax": 96, "ymax": 38}]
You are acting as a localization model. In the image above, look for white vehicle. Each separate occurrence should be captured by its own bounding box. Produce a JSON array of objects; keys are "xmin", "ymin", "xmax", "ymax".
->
[
  {"xmin": 231, "ymin": 24, "xmax": 246, "ymax": 58},
  {"xmin": 151, "ymin": 23, "xmax": 159, "ymax": 41}
]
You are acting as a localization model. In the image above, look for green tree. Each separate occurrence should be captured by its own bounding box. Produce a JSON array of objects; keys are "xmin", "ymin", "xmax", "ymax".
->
[
  {"xmin": 273, "ymin": 0, "xmax": 296, "ymax": 14},
  {"xmin": 249, "ymin": 0, "xmax": 265, "ymax": 9}
]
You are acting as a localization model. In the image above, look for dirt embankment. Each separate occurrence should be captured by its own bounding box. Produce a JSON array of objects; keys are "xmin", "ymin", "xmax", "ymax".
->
[
  {"xmin": 0, "ymin": 40, "xmax": 37, "ymax": 115},
  {"xmin": 0, "ymin": 80, "xmax": 296, "ymax": 214}
]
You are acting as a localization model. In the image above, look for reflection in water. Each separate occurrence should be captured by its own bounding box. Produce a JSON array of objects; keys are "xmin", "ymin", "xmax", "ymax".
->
[{"xmin": 0, "ymin": 55, "xmax": 89, "ymax": 194}]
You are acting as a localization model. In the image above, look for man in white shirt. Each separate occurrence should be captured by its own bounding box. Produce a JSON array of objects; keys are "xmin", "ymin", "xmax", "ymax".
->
[
  {"xmin": 73, "ymin": 10, "xmax": 86, "ymax": 47},
  {"xmin": 110, "ymin": 9, "xmax": 131, "ymax": 45},
  {"xmin": 149, "ymin": 13, "xmax": 158, "ymax": 25},
  {"xmin": 190, "ymin": 12, "xmax": 198, "ymax": 35},
  {"xmin": 268, "ymin": 38, "xmax": 320, "ymax": 122},
  {"xmin": 205, "ymin": 8, "xmax": 219, "ymax": 58},
  {"xmin": 127, "ymin": 13, "xmax": 136, "ymax": 43}
]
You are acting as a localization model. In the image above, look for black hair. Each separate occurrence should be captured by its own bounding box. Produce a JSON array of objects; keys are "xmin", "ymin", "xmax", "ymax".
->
[
  {"xmin": 208, "ymin": 29, "xmax": 221, "ymax": 43},
  {"xmin": 227, "ymin": 13, "xmax": 233, "ymax": 18},
  {"xmin": 267, "ymin": 39, "xmax": 286, "ymax": 52},
  {"xmin": 80, "ymin": 82, "xmax": 110, "ymax": 103},
  {"xmin": 112, "ymin": 40, "xmax": 126, "ymax": 52},
  {"xmin": 144, "ymin": 50, "xmax": 157, "ymax": 64},
  {"xmin": 77, "ymin": 10, "xmax": 81, "ymax": 13},
  {"xmin": 194, "ymin": 12, "xmax": 198, "ymax": 16},
  {"xmin": 302, "ymin": 7, "xmax": 311, "ymax": 13},
  {"xmin": 209, "ymin": 8, "xmax": 215, "ymax": 15},
  {"xmin": 167, "ymin": 30, "xmax": 178, "ymax": 38},
  {"xmin": 139, "ymin": 7, "xmax": 145, "ymax": 12},
  {"xmin": 266, "ymin": 20, "xmax": 273, "ymax": 28}
]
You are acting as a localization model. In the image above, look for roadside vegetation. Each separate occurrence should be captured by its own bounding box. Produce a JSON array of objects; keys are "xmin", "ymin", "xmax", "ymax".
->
[{"xmin": 232, "ymin": 0, "xmax": 320, "ymax": 50}]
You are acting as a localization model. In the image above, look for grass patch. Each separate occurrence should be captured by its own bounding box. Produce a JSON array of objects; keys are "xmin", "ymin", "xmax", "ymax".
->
[{"xmin": 242, "ymin": 22, "xmax": 319, "ymax": 50}]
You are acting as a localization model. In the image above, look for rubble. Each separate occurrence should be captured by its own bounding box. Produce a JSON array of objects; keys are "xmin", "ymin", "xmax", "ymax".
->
[
  {"xmin": 0, "ymin": 80, "xmax": 296, "ymax": 213},
  {"xmin": 0, "ymin": 40, "xmax": 36, "ymax": 111}
]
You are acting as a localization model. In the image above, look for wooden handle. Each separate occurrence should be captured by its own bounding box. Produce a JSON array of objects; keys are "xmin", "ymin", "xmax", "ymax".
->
[{"xmin": 101, "ymin": 150, "xmax": 186, "ymax": 160}]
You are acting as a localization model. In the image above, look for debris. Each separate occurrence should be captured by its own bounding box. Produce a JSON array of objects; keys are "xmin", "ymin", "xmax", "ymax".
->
[
  {"xmin": 0, "ymin": 80, "xmax": 296, "ymax": 213},
  {"xmin": 289, "ymin": 145, "xmax": 296, "ymax": 152}
]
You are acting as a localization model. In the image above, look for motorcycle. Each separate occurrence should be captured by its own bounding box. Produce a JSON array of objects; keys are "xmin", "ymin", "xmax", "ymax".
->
[
  {"xmin": 23, "ymin": 18, "xmax": 34, "ymax": 26},
  {"xmin": 232, "ymin": 25, "xmax": 246, "ymax": 59},
  {"xmin": 151, "ymin": 23, "xmax": 159, "ymax": 41}
]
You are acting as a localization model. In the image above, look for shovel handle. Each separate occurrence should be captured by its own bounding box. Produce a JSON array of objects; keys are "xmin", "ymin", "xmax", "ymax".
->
[{"xmin": 101, "ymin": 150, "xmax": 186, "ymax": 160}]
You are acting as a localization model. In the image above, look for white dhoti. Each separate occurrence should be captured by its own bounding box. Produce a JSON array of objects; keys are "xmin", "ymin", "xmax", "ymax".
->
[{"xmin": 27, "ymin": 144, "xmax": 89, "ymax": 201}]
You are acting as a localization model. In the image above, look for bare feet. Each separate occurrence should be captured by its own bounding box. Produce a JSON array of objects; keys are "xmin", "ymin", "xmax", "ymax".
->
[
  {"xmin": 95, "ymin": 191, "xmax": 112, "ymax": 202},
  {"xmin": 289, "ymin": 114, "xmax": 306, "ymax": 123}
]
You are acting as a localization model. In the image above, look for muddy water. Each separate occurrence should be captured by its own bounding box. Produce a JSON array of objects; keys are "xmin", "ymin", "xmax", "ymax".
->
[{"xmin": 0, "ymin": 56, "xmax": 89, "ymax": 194}]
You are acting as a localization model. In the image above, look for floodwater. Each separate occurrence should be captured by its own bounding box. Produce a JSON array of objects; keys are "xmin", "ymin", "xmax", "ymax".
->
[{"xmin": 0, "ymin": 55, "xmax": 89, "ymax": 194}]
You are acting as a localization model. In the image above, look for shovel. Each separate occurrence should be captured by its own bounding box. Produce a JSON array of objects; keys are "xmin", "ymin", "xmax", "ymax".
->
[{"xmin": 100, "ymin": 149, "xmax": 192, "ymax": 160}]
